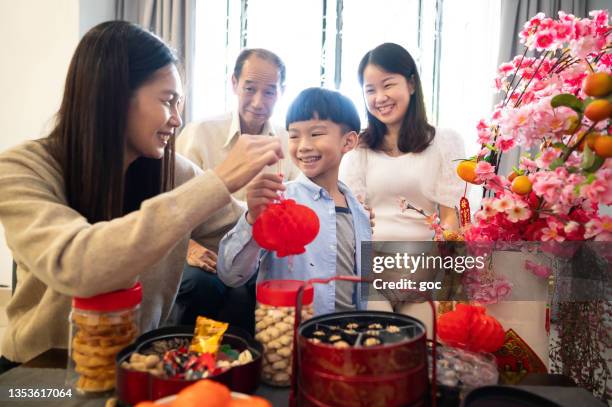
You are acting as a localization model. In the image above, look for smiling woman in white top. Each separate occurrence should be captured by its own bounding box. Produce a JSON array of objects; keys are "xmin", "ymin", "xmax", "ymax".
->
[{"xmin": 339, "ymin": 43, "xmax": 464, "ymax": 323}]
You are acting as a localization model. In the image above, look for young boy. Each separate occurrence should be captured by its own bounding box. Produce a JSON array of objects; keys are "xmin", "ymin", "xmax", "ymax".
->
[{"xmin": 217, "ymin": 87, "xmax": 372, "ymax": 315}]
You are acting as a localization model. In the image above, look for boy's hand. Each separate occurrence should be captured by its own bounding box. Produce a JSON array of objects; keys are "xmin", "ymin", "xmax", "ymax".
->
[
  {"xmin": 186, "ymin": 240, "xmax": 218, "ymax": 273},
  {"xmin": 245, "ymin": 173, "xmax": 285, "ymax": 225}
]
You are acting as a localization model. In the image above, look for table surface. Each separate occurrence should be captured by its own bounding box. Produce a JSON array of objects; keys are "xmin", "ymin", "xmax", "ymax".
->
[
  {"xmin": 0, "ymin": 348, "xmax": 290, "ymax": 407},
  {"xmin": 0, "ymin": 349, "xmax": 600, "ymax": 407},
  {"xmin": 0, "ymin": 366, "xmax": 290, "ymax": 406}
]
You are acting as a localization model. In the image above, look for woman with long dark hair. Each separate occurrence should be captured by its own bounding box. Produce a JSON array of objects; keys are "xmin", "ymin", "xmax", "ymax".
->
[
  {"xmin": 0, "ymin": 21, "xmax": 282, "ymax": 371},
  {"xmin": 340, "ymin": 43, "xmax": 464, "ymax": 320}
]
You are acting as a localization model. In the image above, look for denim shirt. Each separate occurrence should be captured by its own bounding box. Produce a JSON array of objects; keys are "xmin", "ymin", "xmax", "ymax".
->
[{"xmin": 217, "ymin": 173, "xmax": 372, "ymax": 316}]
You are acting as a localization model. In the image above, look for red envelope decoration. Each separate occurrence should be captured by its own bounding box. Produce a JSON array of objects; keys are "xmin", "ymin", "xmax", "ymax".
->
[
  {"xmin": 253, "ymin": 199, "xmax": 320, "ymax": 257},
  {"xmin": 437, "ymin": 304, "xmax": 505, "ymax": 353},
  {"xmin": 494, "ymin": 328, "xmax": 547, "ymax": 384}
]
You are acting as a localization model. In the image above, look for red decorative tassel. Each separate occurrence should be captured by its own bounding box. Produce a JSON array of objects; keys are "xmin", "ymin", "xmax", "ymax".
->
[{"xmin": 460, "ymin": 197, "xmax": 471, "ymax": 227}]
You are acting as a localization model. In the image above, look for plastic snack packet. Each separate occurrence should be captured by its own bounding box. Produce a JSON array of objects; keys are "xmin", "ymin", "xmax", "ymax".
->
[{"xmin": 189, "ymin": 316, "xmax": 229, "ymax": 355}]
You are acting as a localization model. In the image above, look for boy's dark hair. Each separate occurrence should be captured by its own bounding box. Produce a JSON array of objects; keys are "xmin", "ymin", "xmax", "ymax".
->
[
  {"xmin": 358, "ymin": 42, "xmax": 435, "ymax": 153},
  {"xmin": 233, "ymin": 48, "xmax": 286, "ymax": 87},
  {"xmin": 286, "ymin": 87, "xmax": 361, "ymax": 133}
]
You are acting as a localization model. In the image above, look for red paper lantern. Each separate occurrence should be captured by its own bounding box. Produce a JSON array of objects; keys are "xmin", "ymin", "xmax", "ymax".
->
[
  {"xmin": 253, "ymin": 199, "xmax": 320, "ymax": 257},
  {"xmin": 438, "ymin": 304, "xmax": 505, "ymax": 353}
]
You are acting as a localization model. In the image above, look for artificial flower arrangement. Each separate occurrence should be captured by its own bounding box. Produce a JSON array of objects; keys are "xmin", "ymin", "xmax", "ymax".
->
[
  {"xmin": 399, "ymin": 10, "xmax": 612, "ymax": 303},
  {"xmin": 456, "ymin": 10, "xmax": 611, "ymax": 244},
  {"xmin": 426, "ymin": 11, "xmax": 611, "ymax": 398}
]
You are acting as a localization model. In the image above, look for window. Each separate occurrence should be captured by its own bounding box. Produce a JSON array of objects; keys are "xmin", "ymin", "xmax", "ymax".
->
[
  {"xmin": 193, "ymin": 0, "xmax": 501, "ymax": 207},
  {"xmin": 337, "ymin": 0, "xmax": 420, "ymax": 123},
  {"xmin": 244, "ymin": 0, "xmax": 324, "ymax": 123}
]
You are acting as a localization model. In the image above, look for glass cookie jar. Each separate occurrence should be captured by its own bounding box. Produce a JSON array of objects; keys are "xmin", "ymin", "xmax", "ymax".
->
[
  {"xmin": 68, "ymin": 282, "xmax": 142, "ymax": 396},
  {"xmin": 255, "ymin": 280, "xmax": 314, "ymax": 386}
]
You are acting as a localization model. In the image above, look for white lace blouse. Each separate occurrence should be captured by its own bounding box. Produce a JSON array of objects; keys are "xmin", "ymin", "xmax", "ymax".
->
[{"xmin": 339, "ymin": 128, "xmax": 465, "ymax": 241}]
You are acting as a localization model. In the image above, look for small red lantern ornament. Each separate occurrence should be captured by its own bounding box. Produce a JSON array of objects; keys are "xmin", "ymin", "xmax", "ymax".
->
[
  {"xmin": 253, "ymin": 199, "xmax": 320, "ymax": 257},
  {"xmin": 438, "ymin": 304, "xmax": 505, "ymax": 353}
]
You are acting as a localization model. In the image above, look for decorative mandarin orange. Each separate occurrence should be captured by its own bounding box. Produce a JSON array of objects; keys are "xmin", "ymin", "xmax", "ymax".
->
[
  {"xmin": 582, "ymin": 72, "xmax": 612, "ymax": 97},
  {"xmin": 171, "ymin": 380, "xmax": 231, "ymax": 407},
  {"xmin": 584, "ymin": 99, "xmax": 612, "ymax": 122},
  {"xmin": 511, "ymin": 175, "xmax": 532, "ymax": 195},
  {"xmin": 577, "ymin": 132, "xmax": 599, "ymax": 152},
  {"xmin": 228, "ymin": 396, "xmax": 273, "ymax": 407},
  {"xmin": 456, "ymin": 160, "xmax": 480, "ymax": 184},
  {"xmin": 593, "ymin": 135, "xmax": 612, "ymax": 158}
]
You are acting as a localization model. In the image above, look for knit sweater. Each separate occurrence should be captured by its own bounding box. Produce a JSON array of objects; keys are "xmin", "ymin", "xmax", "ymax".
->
[{"xmin": 0, "ymin": 140, "xmax": 243, "ymax": 362}]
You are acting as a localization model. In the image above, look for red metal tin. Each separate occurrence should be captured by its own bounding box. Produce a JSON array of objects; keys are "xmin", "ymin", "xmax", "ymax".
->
[
  {"xmin": 297, "ymin": 311, "xmax": 429, "ymax": 407},
  {"xmin": 290, "ymin": 276, "xmax": 437, "ymax": 407},
  {"xmin": 115, "ymin": 325, "xmax": 263, "ymax": 405}
]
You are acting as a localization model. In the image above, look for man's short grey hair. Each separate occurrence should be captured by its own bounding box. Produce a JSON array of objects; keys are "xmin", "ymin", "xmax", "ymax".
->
[{"xmin": 233, "ymin": 48, "xmax": 286, "ymax": 86}]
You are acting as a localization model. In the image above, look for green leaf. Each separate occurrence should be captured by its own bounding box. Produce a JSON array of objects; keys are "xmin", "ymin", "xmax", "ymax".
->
[
  {"xmin": 452, "ymin": 155, "xmax": 478, "ymax": 162},
  {"xmin": 551, "ymin": 94, "xmax": 583, "ymax": 113},
  {"xmin": 585, "ymin": 173, "xmax": 597, "ymax": 184},
  {"xmin": 484, "ymin": 144, "xmax": 497, "ymax": 151},
  {"xmin": 549, "ymin": 158, "xmax": 565, "ymax": 170},
  {"xmin": 584, "ymin": 155, "xmax": 605, "ymax": 173},
  {"xmin": 511, "ymin": 166, "xmax": 524, "ymax": 175},
  {"xmin": 567, "ymin": 166, "xmax": 580, "ymax": 174},
  {"xmin": 580, "ymin": 144, "xmax": 596, "ymax": 169}
]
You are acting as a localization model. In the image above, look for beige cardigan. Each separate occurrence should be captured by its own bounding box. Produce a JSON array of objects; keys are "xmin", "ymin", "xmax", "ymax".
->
[{"xmin": 0, "ymin": 140, "xmax": 243, "ymax": 362}]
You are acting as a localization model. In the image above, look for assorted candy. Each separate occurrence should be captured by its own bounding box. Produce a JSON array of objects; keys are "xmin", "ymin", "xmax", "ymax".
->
[
  {"xmin": 162, "ymin": 347, "xmax": 217, "ymax": 380},
  {"xmin": 121, "ymin": 317, "xmax": 254, "ymax": 380},
  {"xmin": 121, "ymin": 342, "xmax": 253, "ymax": 380}
]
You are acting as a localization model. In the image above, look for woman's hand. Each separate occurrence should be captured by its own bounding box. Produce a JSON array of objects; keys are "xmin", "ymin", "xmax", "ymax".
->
[
  {"xmin": 364, "ymin": 204, "xmax": 375, "ymax": 229},
  {"xmin": 358, "ymin": 195, "xmax": 376, "ymax": 229},
  {"xmin": 214, "ymin": 135, "xmax": 284, "ymax": 193},
  {"xmin": 245, "ymin": 173, "xmax": 285, "ymax": 225},
  {"xmin": 186, "ymin": 240, "xmax": 218, "ymax": 273}
]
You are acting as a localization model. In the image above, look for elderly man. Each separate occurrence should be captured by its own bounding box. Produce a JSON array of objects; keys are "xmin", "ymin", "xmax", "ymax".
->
[{"xmin": 174, "ymin": 49, "xmax": 298, "ymax": 330}]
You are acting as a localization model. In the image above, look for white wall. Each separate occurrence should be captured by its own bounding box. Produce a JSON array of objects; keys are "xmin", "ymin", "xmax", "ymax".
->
[
  {"xmin": 79, "ymin": 0, "xmax": 116, "ymax": 37},
  {"xmin": 0, "ymin": 0, "xmax": 114, "ymax": 287}
]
